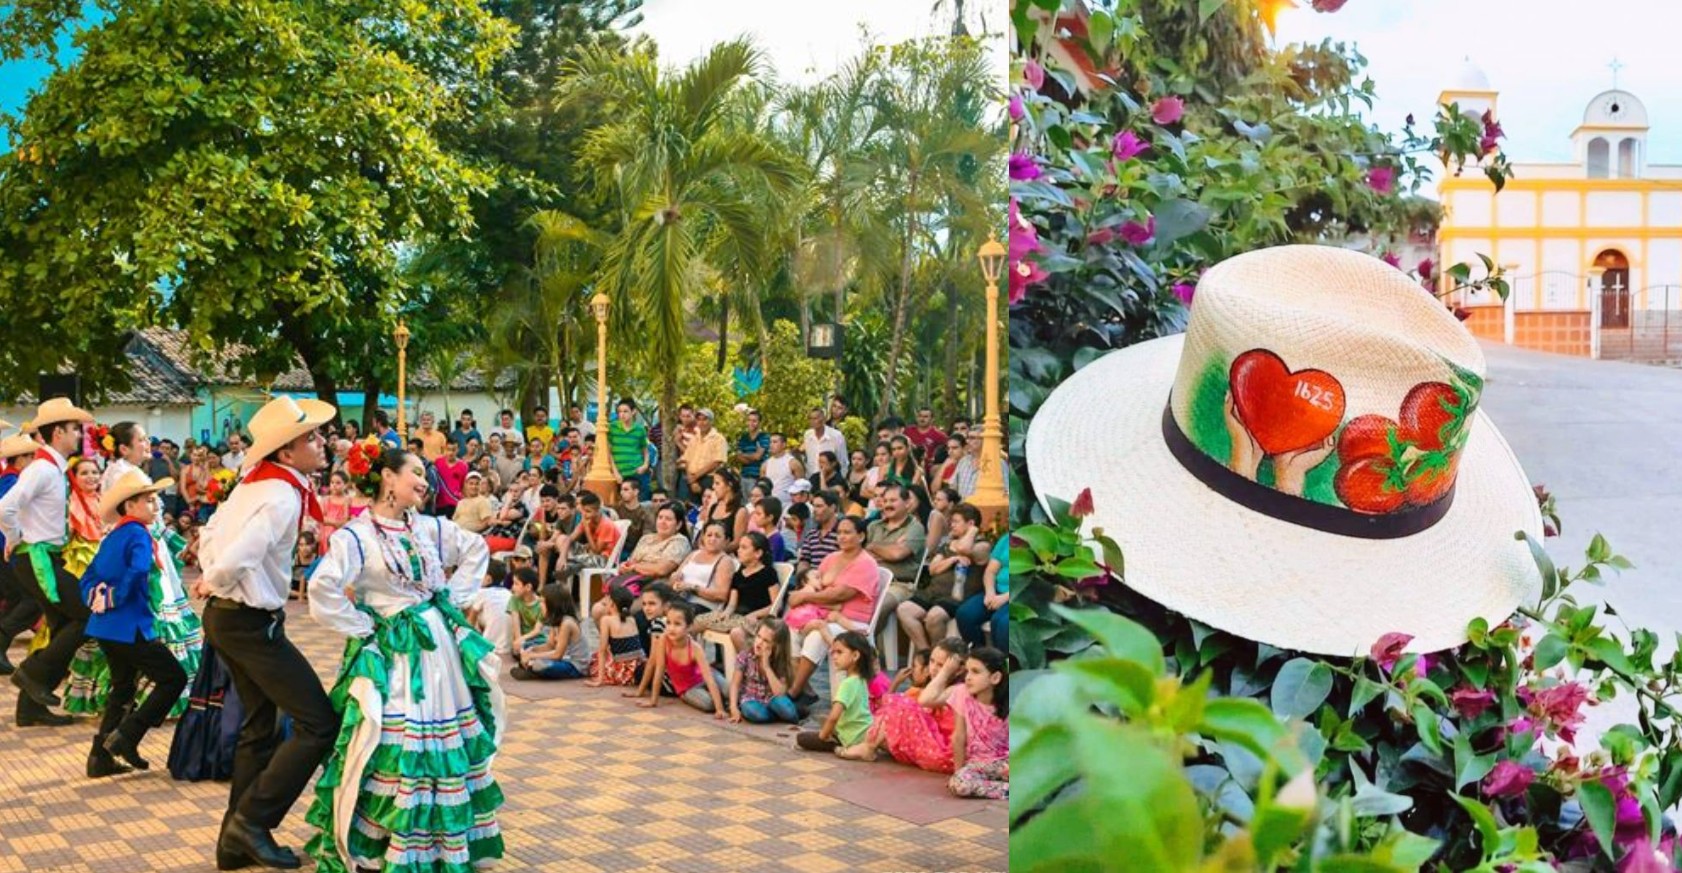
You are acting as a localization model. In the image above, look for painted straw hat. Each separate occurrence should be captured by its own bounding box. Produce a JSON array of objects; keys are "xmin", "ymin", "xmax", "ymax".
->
[
  {"xmin": 1025, "ymin": 244, "xmax": 1542, "ymax": 656},
  {"xmin": 0, "ymin": 434, "xmax": 39, "ymax": 459},
  {"xmin": 24, "ymin": 397, "xmax": 93, "ymax": 433},
  {"xmin": 100, "ymin": 470, "xmax": 173, "ymax": 520},
  {"xmin": 245, "ymin": 396, "xmax": 336, "ymax": 470}
]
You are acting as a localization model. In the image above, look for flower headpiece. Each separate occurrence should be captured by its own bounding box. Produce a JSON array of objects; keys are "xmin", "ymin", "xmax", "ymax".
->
[
  {"xmin": 85, "ymin": 423, "xmax": 114, "ymax": 460},
  {"xmin": 343, "ymin": 436, "xmax": 386, "ymax": 498}
]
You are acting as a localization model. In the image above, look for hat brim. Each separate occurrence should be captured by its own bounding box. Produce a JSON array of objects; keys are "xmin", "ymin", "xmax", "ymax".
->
[
  {"xmin": 243, "ymin": 399, "xmax": 336, "ymax": 470},
  {"xmin": 100, "ymin": 477, "xmax": 174, "ymax": 520},
  {"xmin": 1024, "ymin": 333, "xmax": 1543, "ymax": 656},
  {"xmin": 0, "ymin": 440, "xmax": 37, "ymax": 460},
  {"xmin": 26, "ymin": 408, "xmax": 94, "ymax": 433}
]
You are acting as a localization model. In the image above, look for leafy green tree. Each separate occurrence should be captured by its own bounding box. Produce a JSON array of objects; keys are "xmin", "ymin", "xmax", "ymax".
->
[
  {"xmin": 558, "ymin": 36, "xmax": 801, "ymax": 489},
  {"xmin": 0, "ymin": 0, "xmax": 515, "ymax": 406}
]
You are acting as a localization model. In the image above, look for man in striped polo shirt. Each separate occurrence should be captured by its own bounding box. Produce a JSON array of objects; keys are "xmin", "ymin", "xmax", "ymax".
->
[
  {"xmin": 609, "ymin": 398, "xmax": 653, "ymax": 500},
  {"xmin": 795, "ymin": 489, "xmax": 841, "ymax": 580}
]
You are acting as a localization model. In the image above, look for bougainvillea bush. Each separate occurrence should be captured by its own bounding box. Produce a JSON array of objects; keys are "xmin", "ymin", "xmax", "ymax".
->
[{"xmin": 1007, "ymin": 1, "xmax": 1682, "ymax": 870}]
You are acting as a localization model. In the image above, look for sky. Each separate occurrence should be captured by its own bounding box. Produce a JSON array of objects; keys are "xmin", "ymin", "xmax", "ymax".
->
[
  {"xmin": 629, "ymin": 0, "xmax": 1007, "ymax": 83},
  {"xmin": 1274, "ymin": 0, "xmax": 1682, "ymax": 169}
]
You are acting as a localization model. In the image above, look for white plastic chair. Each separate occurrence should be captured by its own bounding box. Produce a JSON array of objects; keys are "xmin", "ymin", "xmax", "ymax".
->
[
  {"xmin": 708, "ymin": 561, "xmax": 794, "ymax": 685},
  {"xmin": 576, "ymin": 519, "xmax": 633, "ymax": 614},
  {"xmin": 876, "ymin": 542, "xmax": 931, "ymax": 673}
]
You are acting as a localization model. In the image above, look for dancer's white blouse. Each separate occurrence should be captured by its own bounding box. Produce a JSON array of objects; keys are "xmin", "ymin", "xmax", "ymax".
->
[{"xmin": 308, "ymin": 511, "xmax": 489, "ymax": 639}]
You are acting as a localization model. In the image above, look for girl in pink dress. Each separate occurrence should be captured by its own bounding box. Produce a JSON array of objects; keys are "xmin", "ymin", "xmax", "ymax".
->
[
  {"xmin": 948, "ymin": 647, "xmax": 1008, "ymax": 800},
  {"xmin": 317, "ymin": 470, "xmax": 354, "ymax": 542},
  {"xmin": 840, "ymin": 638, "xmax": 967, "ymax": 770}
]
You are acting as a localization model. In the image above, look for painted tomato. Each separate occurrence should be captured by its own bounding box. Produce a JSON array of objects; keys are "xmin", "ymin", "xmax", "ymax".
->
[
  {"xmin": 1336, "ymin": 414, "xmax": 1399, "ymax": 466},
  {"xmin": 1398, "ymin": 382, "xmax": 1460, "ymax": 451},
  {"xmin": 1334, "ymin": 455, "xmax": 1407, "ymax": 515}
]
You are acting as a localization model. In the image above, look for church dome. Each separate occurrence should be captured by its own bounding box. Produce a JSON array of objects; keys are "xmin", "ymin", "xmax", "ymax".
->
[
  {"xmin": 1583, "ymin": 89, "xmax": 1648, "ymax": 127},
  {"xmin": 1450, "ymin": 57, "xmax": 1492, "ymax": 91}
]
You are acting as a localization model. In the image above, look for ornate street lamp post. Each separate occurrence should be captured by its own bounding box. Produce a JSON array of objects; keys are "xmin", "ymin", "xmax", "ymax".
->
[
  {"xmin": 394, "ymin": 321, "xmax": 411, "ymax": 438},
  {"xmin": 583, "ymin": 291, "xmax": 619, "ymax": 506},
  {"xmin": 970, "ymin": 234, "xmax": 1009, "ymax": 532}
]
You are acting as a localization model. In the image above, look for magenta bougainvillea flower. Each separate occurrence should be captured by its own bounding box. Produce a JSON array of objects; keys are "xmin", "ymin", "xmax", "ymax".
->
[
  {"xmin": 1024, "ymin": 58, "xmax": 1045, "ymax": 90},
  {"xmin": 1111, "ymin": 130, "xmax": 1147, "ymax": 162},
  {"xmin": 1151, "ymin": 96, "xmax": 1184, "ymax": 125},
  {"xmin": 1416, "ymin": 258, "xmax": 1434, "ymax": 280},
  {"xmin": 1482, "ymin": 760, "xmax": 1535, "ymax": 798},
  {"xmin": 1009, "ymin": 94, "xmax": 1024, "ymax": 122},
  {"xmin": 1529, "ymin": 681, "xmax": 1592, "ymax": 742},
  {"xmin": 1172, "ymin": 282, "xmax": 1196, "ymax": 305},
  {"xmin": 1449, "ymin": 686, "xmax": 1497, "ymax": 719},
  {"xmin": 1010, "ymin": 153, "xmax": 1042, "ymax": 181},
  {"xmin": 1119, "ymin": 216, "xmax": 1155, "ymax": 246},
  {"xmin": 1380, "ymin": 251, "xmax": 1401, "ymax": 268},
  {"xmin": 1009, "ymin": 197, "xmax": 1047, "ymax": 306},
  {"xmin": 1367, "ymin": 166, "xmax": 1395, "ymax": 194},
  {"xmin": 1311, "ymin": 0, "xmax": 1349, "ymax": 10},
  {"xmin": 1370, "ymin": 632, "xmax": 1413, "ymax": 671}
]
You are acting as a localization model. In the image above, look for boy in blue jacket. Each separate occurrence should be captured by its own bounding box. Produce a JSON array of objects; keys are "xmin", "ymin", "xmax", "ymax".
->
[{"xmin": 80, "ymin": 470, "xmax": 188, "ymax": 778}]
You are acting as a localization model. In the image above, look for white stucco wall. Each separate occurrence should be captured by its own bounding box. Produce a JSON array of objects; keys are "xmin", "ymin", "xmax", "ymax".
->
[
  {"xmin": 0, "ymin": 404, "xmax": 196, "ymax": 445},
  {"xmin": 1586, "ymin": 192, "xmax": 1642, "ymax": 226}
]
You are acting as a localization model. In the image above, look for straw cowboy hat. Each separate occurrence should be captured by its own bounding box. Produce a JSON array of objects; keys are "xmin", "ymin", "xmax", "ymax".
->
[
  {"xmin": 1025, "ymin": 244, "xmax": 1542, "ymax": 656},
  {"xmin": 100, "ymin": 469, "xmax": 174, "ymax": 520},
  {"xmin": 244, "ymin": 396, "xmax": 336, "ymax": 470},
  {"xmin": 0, "ymin": 434, "xmax": 38, "ymax": 459},
  {"xmin": 23, "ymin": 397, "xmax": 93, "ymax": 433}
]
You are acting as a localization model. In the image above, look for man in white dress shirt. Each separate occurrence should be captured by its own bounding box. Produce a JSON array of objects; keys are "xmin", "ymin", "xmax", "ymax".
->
[
  {"xmin": 763, "ymin": 432, "xmax": 805, "ymax": 504},
  {"xmin": 195, "ymin": 396, "xmax": 338, "ymax": 871},
  {"xmin": 0, "ymin": 398, "xmax": 92, "ymax": 728},
  {"xmin": 801, "ymin": 407, "xmax": 849, "ymax": 478}
]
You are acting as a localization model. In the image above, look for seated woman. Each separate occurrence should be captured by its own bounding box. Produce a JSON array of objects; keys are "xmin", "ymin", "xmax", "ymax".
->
[
  {"xmin": 670, "ymin": 521, "xmax": 735, "ymax": 617},
  {"xmin": 588, "ymin": 503, "xmax": 692, "ymax": 626},
  {"xmin": 691, "ymin": 532, "xmax": 780, "ymax": 644},
  {"xmin": 898, "ymin": 503, "xmax": 984, "ymax": 650},
  {"xmin": 452, "ymin": 472, "xmax": 500, "ymax": 534}
]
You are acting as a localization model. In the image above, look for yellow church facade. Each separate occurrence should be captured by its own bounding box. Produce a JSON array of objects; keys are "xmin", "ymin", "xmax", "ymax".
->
[{"xmin": 1437, "ymin": 61, "xmax": 1682, "ymax": 360}]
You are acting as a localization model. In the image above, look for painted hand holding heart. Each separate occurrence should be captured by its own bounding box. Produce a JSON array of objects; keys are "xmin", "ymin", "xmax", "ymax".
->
[{"xmin": 1221, "ymin": 348, "xmax": 1480, "ymax": 513}]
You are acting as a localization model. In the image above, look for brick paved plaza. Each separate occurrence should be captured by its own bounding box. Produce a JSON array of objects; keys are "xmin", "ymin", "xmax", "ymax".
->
[{"xmin": 0, "ymin": 601, "xmax": 1006, "ymax": 873}]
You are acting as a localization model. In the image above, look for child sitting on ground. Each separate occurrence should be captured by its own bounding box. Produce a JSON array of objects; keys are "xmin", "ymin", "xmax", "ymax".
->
[
  {"xmin": 586, "ymin": 586, "xmax": 646, "ymax": 687},
  {"xmin": 728, "ymin": 618, "xmax": 799, "ymax": 724},
  {"xmin": 797, "ymin": 632, "xmax": 876, "ymax": 752},
  {"xmin": 948, "ymin": 646, "xmax": 1009, "ymax": 799},
  {"xmin": 639, "ymin": 600, "xmax": 726, "ymax": 716},
  {"xmin": 888, "ymin": 649, "xmax": 934, "ymax": 695},
  {"xmin": 506, "ymin": 568, "xmax": 545, "ymax": 656},
  {"xmin": 511, "ymin": 583, "xmax": 591, "ymax": 680}
]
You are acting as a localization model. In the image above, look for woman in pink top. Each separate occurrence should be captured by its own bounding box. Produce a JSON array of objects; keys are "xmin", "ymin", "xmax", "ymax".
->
[
  {"xmin": 432, "ymin": 440, "xmax": 470, "ymax": 517},
  {"xmin": 785, "ymin": 516, "xmax": 881, "ymax": 699}
]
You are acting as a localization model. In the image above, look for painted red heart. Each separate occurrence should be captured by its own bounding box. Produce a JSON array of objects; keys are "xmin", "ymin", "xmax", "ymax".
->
[{"xmin": 1229, "ymin": 349, "xmax": 1347, "ymax": 456}]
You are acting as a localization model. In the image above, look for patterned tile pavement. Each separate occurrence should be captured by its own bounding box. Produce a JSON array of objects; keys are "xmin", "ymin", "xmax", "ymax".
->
[{"xmin": 0, "ymin": 601, "xmax": 1005, "ymax": 872}]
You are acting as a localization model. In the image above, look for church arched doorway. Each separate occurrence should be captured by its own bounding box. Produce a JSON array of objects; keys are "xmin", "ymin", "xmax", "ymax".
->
[{"xmin": 1595, "ymin": 248, "xmax": 1631, "ymax": 328}]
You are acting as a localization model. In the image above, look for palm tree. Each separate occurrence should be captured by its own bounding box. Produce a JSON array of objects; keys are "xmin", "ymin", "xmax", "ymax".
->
[
  {"xmin": 482, "ymin": 210, "xmax": 606, "ymax": 422},
  {"xmin": 559, "ymin": 37, "xmax": 801, "ymax": 489},
  {"xmin": 869, "ymin": 37, "xmax": 1001, "ymax": 420}
]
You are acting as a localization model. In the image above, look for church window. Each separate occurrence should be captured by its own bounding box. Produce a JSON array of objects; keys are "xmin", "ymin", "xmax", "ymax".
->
[
  {"xmin": 1618, "ymin": 138, "xmax": 1638, "ymax": 178},
  {"xmin": 1587, "ymin": 137, "xmax": 1610, "ymax": 178}
]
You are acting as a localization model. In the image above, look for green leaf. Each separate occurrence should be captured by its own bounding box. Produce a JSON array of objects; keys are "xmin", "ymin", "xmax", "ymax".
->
[
  {"xmin": 1533, "ymin": 633, "xmax": 1568, "ymax": 670},
  {"xmin": 1057, "ymin": 657, "xmax": 1156, "ymax": 716},
  {"xmin": 1348, "ymin": 766, "xmax": 1414, "ymax": 817},
  {"xmin": 1093, "ymin": 533, "xmax": 1125, "ymax": 579},
  {"xmin": 1197, "ymin": 0, "xmax": 1228, "ymax": 24},
  {"xmin": 1014, "ymin": 524, "xmax": 1059, "ymax": 559},
  {"xmin": 1251, "ymin": 800, "xmax": 1313, "ymax": 869},
  {"xmin": 1452, "ymin": 795, "xmax": 1502, "ymax": 860},
  {"xmin": 1349, "ymin": 676, "xmax": 1386, "ymax": 716},
  {"xmin": 1055, "ymin": 555, "xmax": 1103, "ymax": 580},
  {"xmin": 1009, "ymin": 546, "xmax": 1037, "ymax": 576},
  {"xmin": 1412, "ymin": 703, "xmax": 1444, "ymax": 756},
  {"xmin": 1588, "ymin": 532, "xmax": 1611, "ymax": 563},
  {"xmin": 1271, "ymin": 658, "xmax": 1334, "ymax": 720},
  {"xmin": 1086, "ymin": 9, "xmax": 1113, "ymax": 54},
  {"xmin": 1577, "ymin": 779, "xmax": 1618, "ymax": 859},
  {"xmin": 1199, "ymin": 698, "xmax": 1289, "ymax": 766},
  {"xmin": 1452, "ymin": 729, "xmax": 1498, "ymax": 791},
  {"xmin": 1152, "ymin": 198, "xmax": 1212, "ymax": 247},
  {"xmin": 1007, "ymin": 723, "xmax": 1077, "ymax": 823},
  {"xmin": 1051, "ymin": 604, "xmax": 1165, "ymax": 675},
  {"xmin": 1583, "ymin": 635, "xmax": 1637, "ymax": 677},
  {"xmin": 1517, "ymin": 531, "xmax": 1559, "ymax": 599}
]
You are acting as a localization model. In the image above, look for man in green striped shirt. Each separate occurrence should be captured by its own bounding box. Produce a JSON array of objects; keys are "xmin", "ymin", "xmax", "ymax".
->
[{"xmin": 609, "ymin": 398, "xmax": 653, "ymax": 500}]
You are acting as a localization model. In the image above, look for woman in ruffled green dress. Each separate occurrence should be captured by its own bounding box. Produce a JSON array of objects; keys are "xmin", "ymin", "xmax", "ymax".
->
[{"xmin": 305, "ymin": 446, "xmax": 502, "ymax": 873}]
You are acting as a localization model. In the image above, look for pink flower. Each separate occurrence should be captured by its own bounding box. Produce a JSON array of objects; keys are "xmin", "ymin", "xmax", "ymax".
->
[
  {"xmin": 1450, "ymin": 686, "xmax": 1497, "ymax": 719},
  {"xmin": 1311, "ymin": 0, "xmax": 1349, "ymax": 10},
  {"xmin": 1617, "ymin": 838, "xmax": 1673, "ymax": 873},
  {"xmin": 1482, "ymin": 760, "xmax": 1535, "ymax": 798},
  {"xmin": 1367, "ymin": 166, "xmax": 1395, "ymax": 194},
  {"xmin": 1370, "ymin": 632, "xmax": 1413, "ymax": 671},
  {"xmin": 1087, "ymin": 227, "xmax": 1117, "ymax": 246},
  {"xmin": 1024, "ymin": 59, "xmax": 1045, "ymax": 91},
  {"xmin": 1380, "ymin": 251, "xmax": 1401, "ymax": 268},
  {"xmin": 1414, "ymin": 654, "xmax": 1434, "ymax": 677},
  {"xmin": 1151, "ymin": 96, "xmax": 1184, "ymax": 125},
  {"xmin": 1009, "ymin": 153, "xmax": 1042, "ymax": 181},
  {"xmin": 1172, "ymin": 282, "xmax": 1196, "ymax": 305},
  {"xmin": 1008, "ymin": 198, "xmax": 1047, "ymax": 307},
  {"xmin": 1009, "ymin": 94, "xmax": 1024, "ymax": 121},
  {"xmin": 1530, "ymin": 682, "xmax": 1592, "ymax": 739},
  {"xmin": 1416, "ymin": 258, "xmax": 1435, "ymax": 279},
  {"xmin": 1119, "ymin": 216, "xmax": 1155, "ymax": 246},
  {"xmin": 1010, "ymin": 258, "xmax": 1048, "ymax": 306},
  {"xmin": 1070, "ymin": 488, "xmax": 1095, "ymax": 519},
  {"xmin": 1506, "ymin": 715, "xmax": 1536, "ymax": 738},
  {"xmin": 1111, "ymin": 130, "xmax": 1147, "ymax": 162}
]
